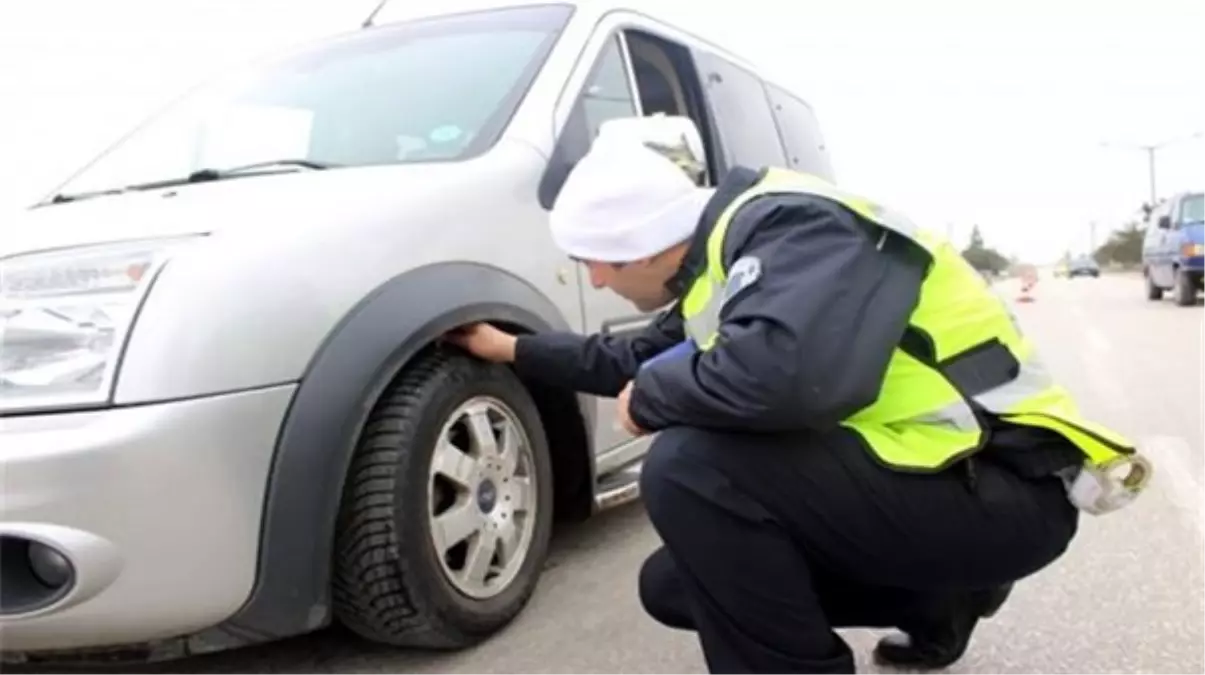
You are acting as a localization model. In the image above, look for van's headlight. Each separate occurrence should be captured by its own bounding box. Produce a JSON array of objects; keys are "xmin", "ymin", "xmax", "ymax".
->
[{"xmin": 0, "ymin": 238, "xmax": 195, "ymax": 413}]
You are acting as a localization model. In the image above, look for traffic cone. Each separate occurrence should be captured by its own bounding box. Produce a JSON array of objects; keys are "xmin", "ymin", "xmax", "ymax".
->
[{"xmin": 1016, "ymin": 279, "xmax": 1035, "ymax": 303}]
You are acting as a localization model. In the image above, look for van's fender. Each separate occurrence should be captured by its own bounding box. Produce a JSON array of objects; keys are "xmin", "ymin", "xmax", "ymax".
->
[{"xmin": 199, "ymin": 261, "xmax": 592, "ymax": 646}]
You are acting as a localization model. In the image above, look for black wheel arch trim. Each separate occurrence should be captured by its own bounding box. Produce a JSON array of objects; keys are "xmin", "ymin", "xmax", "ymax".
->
[{"xmin": 204, "ymin": 261, "xmax": 595, "ymax": 643}]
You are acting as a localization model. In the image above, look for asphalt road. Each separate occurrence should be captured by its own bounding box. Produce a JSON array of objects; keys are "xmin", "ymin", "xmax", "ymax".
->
[{"xmin": 22, "ymin": 272, "xmax": 1205, "ymax": 674}]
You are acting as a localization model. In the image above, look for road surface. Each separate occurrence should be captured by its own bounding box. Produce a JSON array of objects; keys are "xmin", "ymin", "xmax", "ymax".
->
[{"xmin": 20, "ymin": 273, "xmax": 1205, "ymax": 674}]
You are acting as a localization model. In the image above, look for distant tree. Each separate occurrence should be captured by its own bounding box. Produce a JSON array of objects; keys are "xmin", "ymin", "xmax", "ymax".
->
[
  {"xmin": 1094, "ymin": 220, "xmax": 1144, "ymax": 266},
  {"xmin": 967, "ymin": 225, "xmax": 985, "ymax": 251},
  {"xmin": 961, "ymin": 225, "xmax": 1010, "ymax": 274}
]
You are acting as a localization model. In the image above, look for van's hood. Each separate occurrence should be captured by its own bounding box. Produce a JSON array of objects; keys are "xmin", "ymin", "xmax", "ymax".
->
[
  {"xmin": 1183, "ymin": 220, "xmax": 1205, "ymax": 244},
  {"xmin": 1, "ymin": 160, "xmax": 505, "ymax": 258}
]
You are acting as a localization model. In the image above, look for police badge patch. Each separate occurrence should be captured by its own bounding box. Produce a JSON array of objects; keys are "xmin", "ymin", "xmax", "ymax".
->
[{"xmin": 721, "ymin": 255, "xmax": 763, "ymax": 308}]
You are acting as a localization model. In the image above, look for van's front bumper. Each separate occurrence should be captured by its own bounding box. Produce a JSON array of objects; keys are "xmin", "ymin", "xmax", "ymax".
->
[
  {"xmin": 1179, "ymin": 254, "xmax": 1204, "ymax": 274},
  {"xmin": 0, "ymin": 385, "xmax": 294, "ymax": 655}
]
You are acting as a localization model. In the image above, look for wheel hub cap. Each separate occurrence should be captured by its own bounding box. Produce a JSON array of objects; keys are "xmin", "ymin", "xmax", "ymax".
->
[{"xmin": 476, "ymin": 478, "xmax": 498, "ymax": 513}]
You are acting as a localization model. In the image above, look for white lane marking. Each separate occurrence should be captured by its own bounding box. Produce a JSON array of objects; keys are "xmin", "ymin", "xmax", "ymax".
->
[
  {"xmin": 1079, "ymin": 337, "xmax": 1127, "ymax": 406},
  {"xmin": 1083, "ymin": 324, "xmax": 1112, "ymax": 357},
  {"xmin": 1064, "ymin": 298, "xmax": 1124, "ymax": 399},
  {"xmin": 1138, "ymin": 435, "xmax": 1205, "ymax": 542}
]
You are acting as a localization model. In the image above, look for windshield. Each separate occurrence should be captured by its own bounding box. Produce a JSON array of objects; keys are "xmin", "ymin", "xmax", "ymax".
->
[
  {"xmin": 1181, "ymin": 194, "xmax": 1204, "ymax": 223},
  {"xmin": 50, "ymin": 4, "xmax": 572, "ymax": 200}
]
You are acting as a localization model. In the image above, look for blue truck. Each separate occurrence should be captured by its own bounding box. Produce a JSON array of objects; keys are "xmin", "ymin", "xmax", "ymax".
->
[{"xmin": 1142, "ymin": 190, "xmax": 1204, "ymax": 306}]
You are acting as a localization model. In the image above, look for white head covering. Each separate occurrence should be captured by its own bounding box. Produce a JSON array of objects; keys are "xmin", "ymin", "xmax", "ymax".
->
[{"xmin": 549, "ymin": 116, "xmax": 715, "ymax": 262}]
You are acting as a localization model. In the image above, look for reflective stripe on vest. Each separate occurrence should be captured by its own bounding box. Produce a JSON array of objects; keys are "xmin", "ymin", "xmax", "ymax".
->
[
  {"xmin": 682, "ymin": 284, "xmax": 721, "ymax": 352},
  {"xmin": 679, "ymin": 167, "xmax": 1139, "ymax": 473}
]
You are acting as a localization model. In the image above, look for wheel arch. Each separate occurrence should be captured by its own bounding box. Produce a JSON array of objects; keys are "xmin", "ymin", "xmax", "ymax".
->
[{"xmin": 206, "ymin": 261, "xmax": 596, "ymax": 643}]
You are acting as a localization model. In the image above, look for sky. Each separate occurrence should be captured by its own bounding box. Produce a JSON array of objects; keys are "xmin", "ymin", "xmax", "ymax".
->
[{"xmin": 1, "ymin": 0, "xmax": 1201, "ymax": 264}]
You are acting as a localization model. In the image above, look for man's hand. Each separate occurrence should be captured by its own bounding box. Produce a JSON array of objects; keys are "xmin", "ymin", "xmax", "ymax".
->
[
  {"xmin": 444, "ymin": 322, "xmax": 518, "ymax": 363},
  {"xmin": 616, "ymin": 381, "xmax": 648, "ymax": 436}
]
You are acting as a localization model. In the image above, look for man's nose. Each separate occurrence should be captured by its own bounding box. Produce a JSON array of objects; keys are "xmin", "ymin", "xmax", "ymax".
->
[{"xmin": 588, "ymin": 266, "xmax": 607, "ymax": 289}]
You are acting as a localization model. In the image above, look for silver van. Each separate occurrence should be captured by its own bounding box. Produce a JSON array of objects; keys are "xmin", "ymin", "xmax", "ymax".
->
[{"xmin": 0, "ymin": 0, "xmax": 834, "ymax": 663}]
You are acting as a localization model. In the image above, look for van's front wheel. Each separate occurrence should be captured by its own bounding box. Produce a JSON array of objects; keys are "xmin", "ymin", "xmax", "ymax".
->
[
  {"xmin": 331, "ymin": 350, "xmax": 554, "ymax": 649},
  {"xmin": 1174, "ymin": 268, "xmax": 1198, "ymax": 306}
]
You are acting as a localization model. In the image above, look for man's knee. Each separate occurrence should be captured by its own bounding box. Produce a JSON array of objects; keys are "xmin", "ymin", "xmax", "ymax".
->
[{"xmin": 638, "ymin": 547, "xmax": 694, "ymax": 630}]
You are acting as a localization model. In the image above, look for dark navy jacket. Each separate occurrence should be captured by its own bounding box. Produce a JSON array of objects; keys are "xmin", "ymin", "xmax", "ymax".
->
[
  {"xmin": 512, "ymin": 166, "xmax": 1082, "ymax": 476},
  {"xmin": 513, "ymin": 165, "xmax": 927, "ymax": 433}
]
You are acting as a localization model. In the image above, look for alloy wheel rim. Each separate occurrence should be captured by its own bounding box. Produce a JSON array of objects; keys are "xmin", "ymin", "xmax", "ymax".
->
[{"xmin": 427, "ymin": 396, "xmax": 537, "ymax": 599}]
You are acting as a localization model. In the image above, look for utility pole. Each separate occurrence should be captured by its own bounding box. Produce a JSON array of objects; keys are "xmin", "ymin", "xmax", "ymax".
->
[
  {"xmin": 1089, "ymin": 221, "xmax": 1098, "ymax": 256},
  {"xmin": 1145, "ymin": 147, "xmax": 1157, "ymax": 207},
  {"xmin": 1101, "ymin": 131, "xmax": 1203, "ymax": 207}
]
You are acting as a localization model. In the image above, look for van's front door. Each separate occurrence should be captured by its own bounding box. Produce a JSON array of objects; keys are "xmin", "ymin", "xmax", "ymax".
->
[{"xmin": 1148, "ymin": 203, "xmax": 1176, "ymax": 287}]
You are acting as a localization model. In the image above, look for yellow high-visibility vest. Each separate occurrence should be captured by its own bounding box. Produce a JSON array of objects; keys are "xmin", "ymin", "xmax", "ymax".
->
[{"xmin": 679, "ymin": 167, "xmax": 1149, "ymax": 500}]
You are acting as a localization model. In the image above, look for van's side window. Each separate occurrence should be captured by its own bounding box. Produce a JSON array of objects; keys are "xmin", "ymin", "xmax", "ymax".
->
[
  {"xmin": 539, "ymin": 29, "xmax": 720, "ymax": 207},
  {"xmin": 765, "ymin": 83, "xmax": 835, "ymax": 181},
  {"xmin": 1172, "ymin": 199, "xmax": 1185, "ymax": 229},
  {"xmin": 624, "ymin": 31, "xmax": 718, "ymax": 186},
  {"xmin": 537, "ymin": 33, "xmax": 642, "ymax": 208},
  {"xmin": 581, "ymin": 35, "xmax": 639, "ymax": 139},
  {"xmin": 694, "ymin": 52, "xmax": 786, "ymax": 170}
]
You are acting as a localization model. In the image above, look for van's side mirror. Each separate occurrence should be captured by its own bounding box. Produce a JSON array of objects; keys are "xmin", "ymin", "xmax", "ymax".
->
[
  {"xmin": 1158, "ymin": 215, "xmax": 1172, "ymax": 229},
  {"xmin": 597, "ymin": 114, "xmax": 710, "ymax": 186}
]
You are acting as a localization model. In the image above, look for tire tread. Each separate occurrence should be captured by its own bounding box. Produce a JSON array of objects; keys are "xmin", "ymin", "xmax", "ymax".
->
[{"xmin": 331, "ymin": 349, "xmax": 549, "ymax": 649}]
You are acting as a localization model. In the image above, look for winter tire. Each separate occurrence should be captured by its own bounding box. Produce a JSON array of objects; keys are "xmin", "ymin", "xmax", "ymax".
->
[
  {"xmin": 1174, "ymin": 269, "xmax": 1197, "ymax": 306},
  {"xmin": 332, "ymin": 348, "xmax": 554, "ymax": 649}
]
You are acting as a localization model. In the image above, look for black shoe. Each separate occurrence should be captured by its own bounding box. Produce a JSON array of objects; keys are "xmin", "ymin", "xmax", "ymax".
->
[{"xmin": 872, "ymin": 584, "xmax": 1013, "ymax": 670}]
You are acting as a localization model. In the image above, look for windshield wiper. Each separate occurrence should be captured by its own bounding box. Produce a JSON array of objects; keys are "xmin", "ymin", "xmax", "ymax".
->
[
  {"xmin": 186, "ymin": 158, "xmax": 340, "ymax": 182},
  {"xmin": 41, "ymin": 159, "xmax": 339, "ymax": 206},
  {"xmin": 46, "ymin": 188, "xmax": 128, "ymax": 205}
]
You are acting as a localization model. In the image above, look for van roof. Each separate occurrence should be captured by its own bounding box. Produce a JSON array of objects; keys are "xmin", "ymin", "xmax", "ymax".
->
[{"xmin": 367, "ymin": 0, "xmax": 778, "ymax": 92}]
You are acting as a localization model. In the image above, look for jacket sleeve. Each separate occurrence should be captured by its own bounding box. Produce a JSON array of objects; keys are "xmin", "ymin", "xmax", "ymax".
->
[
  {"xmin": 511, "ymin": 307, "xmax": 685, "ymax": 398},
  {"xmin": 626, "ymin": 195, "xmax": 928, "ymax": 433}
]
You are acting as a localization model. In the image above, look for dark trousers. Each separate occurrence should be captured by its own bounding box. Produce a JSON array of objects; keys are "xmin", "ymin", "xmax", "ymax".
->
[{"xmin": 637, "ymin": 425, "xmax": 1080, "ymax": 674}]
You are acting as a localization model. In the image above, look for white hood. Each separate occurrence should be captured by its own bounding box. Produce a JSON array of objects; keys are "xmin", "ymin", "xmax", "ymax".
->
[{"xmin": 1, "ymin": 159, "xmax": 498, "ymax": 259}]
